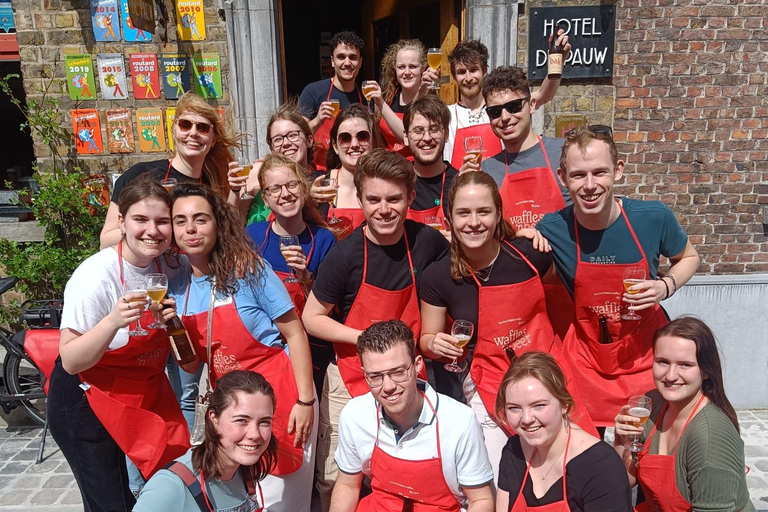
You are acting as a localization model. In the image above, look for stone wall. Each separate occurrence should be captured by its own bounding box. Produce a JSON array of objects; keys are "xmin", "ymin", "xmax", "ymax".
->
[
  {"xmin": 12, "ymin": 0, "xmax": 231, "ymax": 175},
  {"xmin": 522, "ymin": 0, "xmax": 768, "ymax": 274}
]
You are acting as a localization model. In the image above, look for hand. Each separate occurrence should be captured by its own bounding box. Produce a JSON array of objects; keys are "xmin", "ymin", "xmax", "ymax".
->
[
  {"xmin": 422, "ymin": 67, "xmax": 440, "ymax": 90},
  {"xmin": 315, "ymin": 101, "xmax": 336, "ymax": 123},
  {"xmin": 287, "ymin": 402, "xmax": 314, "ymax": 448},
  {"xmin": 227, "ymin": 161, "xmax": 249, "ymax": 194},
  {"xmin": 159, "ymin": 297, "xmax": 177, "ymax": 323},
  {"xmin": 458, "ymin": 153, "xmax": 481, "ymax": 174},
  {"xmin": 281, "ymin": 245, "xmax": 310, "ymax": 281},
  {"xmin": 623, "ymin": 279, "xmax": 665, "ymax": 311},
  {"xmin": 515, "ymin": 228, "xmax": 551, "ymax": 253},
  {"xmin": 430, "ymin": 332, "xmax": 464, "ymax": 360},
  {"xmin": 111, "ymin": 293, "xmax": 145, "ymax": 329},
  {"xmin": 614, "ymin": 404, "xmax": 645, "ymax": 442},
  {"xmin": 365, "ymin": 81, "xmax": 384, "ymax": 109},
  {"xmin": 549, "ymin": 28, "xmax": 572, "ymax": 62},
  {"xmin": 311, "ymin": 175, "xmax": 338, "ymax": 203}
]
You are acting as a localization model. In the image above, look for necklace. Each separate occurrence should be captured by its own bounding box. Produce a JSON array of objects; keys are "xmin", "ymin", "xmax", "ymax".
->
[
  {"xmin": 475, "ymin": 246, "xmax": 501, "ymax": 282},
  {"xmin": 535, "ymin": 440, "xmax": 567, "ymax": 481}
]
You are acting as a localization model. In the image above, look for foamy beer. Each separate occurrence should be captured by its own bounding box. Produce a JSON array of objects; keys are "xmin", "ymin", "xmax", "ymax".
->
[
  {"xmin": 329, "ymin": 99, "xmax": 341, "ymax": 117},
  {"xmin": 362, "ymin": 81, "xmax": 376, "ymax": 101}
]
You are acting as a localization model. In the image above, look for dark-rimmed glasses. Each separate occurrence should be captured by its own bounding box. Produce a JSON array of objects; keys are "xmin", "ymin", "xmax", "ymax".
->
[
  {"xmin": 566, "ymin": 124, "xmax": 613, "ymax": 138},
  {"xmin": 270, "ymin": 130, "xmax": 302, "ymax": 147},
  {"xmin": 363, "ymin": 363, "xmax": 413, "ymax": 388},
  {"xmin": 263, "ymin": 180, "xmax": 301, "ymax": 197},
  {"xmin": 485, "ymin": 98, "xmax": 530, "ymax": 120},
  {"xmin": 177, "ymin": 119, "xmax": 212, "ymax": 134},
  {"xmin": 338, "ymin": 130, "xmax": 371, "ymax": 147}
]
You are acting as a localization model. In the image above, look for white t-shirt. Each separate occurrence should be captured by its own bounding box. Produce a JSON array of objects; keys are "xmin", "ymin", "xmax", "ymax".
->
[
  {"xmin": 61, "ymin": 247, "xmax": 188, "ymax": 350},
  {"xmin": 444, "ymin": 102, "xmax": 493, "ymax": 163},
  {"xmin": 335, "ymin": 381, "xmax": 494, "ymax": 510}
]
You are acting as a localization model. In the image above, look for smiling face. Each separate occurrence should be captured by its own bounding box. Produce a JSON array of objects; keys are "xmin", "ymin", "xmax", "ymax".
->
[
  {"xmin": 359, "ymin": 177, "xmax": 414, "ymax": 242},
  {"xmin": 396, "ymin": 49, "xmax": 423, "ymax": 92},
  {"xmin": 269, "ymin": 119, "xmax": 311, "ymax": 167},
  {"xmin": 332, "ymin": 43, "xmax": 362, "ymax": 83},
  {"xmin": 261, "ymin": 166, "xmax": 305, "ymax": 220},
  {"xmin": 487, "ymin": 89, "xmax": 535, "ymax": 145},
  {"xmin": 361, "ymin": 343, "xmax": 423, "ymax": 425},
  {"xmin": 172, "ymin": 195, "xmax": 217, "ymax": 262},
  {"xmin": 450, "ymin": 183, "xmax": 500, "ymax": 251},
  {"xmin": 454, "ymin": 60, "xmax": 484, "ymax": 100},
  {"xmin": 653, "ymin": 335, "xmax": 704, "ymax": 406},
  {"xmin": 558, "ymin": 139, "xmax": 624, "ymax": 220},
  {"xmin": 333, "ymin": 117, "xmax": 371, "ymax": 172},
  {"xmin": 404, "ymin": 113, "xmax": 447, "ymax": 166},
  {"xmin": 503, "ymin": 376, "xmax": 567, "ymax": 450},
  {"xmin": 173, "ymin": 113, "xmax": 215, "ymax": 161},
  {"xmin": 211, "ymin": 391, "xmax": 273, "ymax": 474},
  {"xmin": 118, "ymin": 198, "xmax": 172, "ymax": 266}
]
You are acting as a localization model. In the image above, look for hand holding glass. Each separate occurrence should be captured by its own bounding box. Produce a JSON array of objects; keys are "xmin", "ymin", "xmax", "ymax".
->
[
  {"xmin": 145, "ymin": 273, "xmax": 168, "ymax": 329},
  {"xmin": 445, "ymin": 320, "xmax": 474, "ymax": 373},
  {"xmin": 621, "ymin": 266, "xmax": 646, "ymax": 321},
  {"xmin": 280, "ymin": 236, "xmax": 301, "ymax": 283},
  {"xmin": 319, "ymin": 178, "xmax": 341, "ymax": 224},
  {"xmin": 237, "ymin": 163, "xmax": 253, "ymax": 200},
  {"xmin": 624, "ymin": 395, "xmax": 652, "ymax": 453},
  {"xmin": 124, "ymin": 277, "xmax": 148, "ymax": 336},
  {"xmin": 464, "ymin": 136, "xmax": 483, "ymax": 164}
]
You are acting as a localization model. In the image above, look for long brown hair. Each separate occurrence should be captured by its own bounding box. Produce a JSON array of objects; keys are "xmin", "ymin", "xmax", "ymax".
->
[
  {"xmin": 447, "ymin": 171, "xmax": 515, "ymax": 279},
  {"xmin": 653, "ymin": 317, "xmax": 740, "ymax": 432},
  {"xmin": 192, "ymin": 371, "xmax": 278, "ymax": 481},
  {"xmin": 380, "ymin": 39, "xmax": 426, "ymax": 105},
  {"xmin": 171, "ymin": 183, "xmax": 263, "ymax": 296},
  {"xmin": 258, "ymin": 153, "xmax": 327, "ymax": 228},
  {"xmin": 326, "ymin": 104, "xmax": 384, "ymax": 171},
  {"xmin": 173, "ymin": 92, "xmax": 244, "ymax": 198},
  {"xmin": 266, "ymin": 100, "xmax": 315, "ymax": 169}
]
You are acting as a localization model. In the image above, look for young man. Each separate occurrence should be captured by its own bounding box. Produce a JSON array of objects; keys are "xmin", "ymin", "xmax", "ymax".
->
[
  {"xmin": 299, "ymin": 31, "xmax": 365, "ymax": 170},
  {"xmin": 536, "ymin": 126, "xmax": 700, "ymax": 427},
  {"xmin": 303, "ymin": 149, "xmax": 449, "ymax": 511},
  {"xmin": 402, "ymin": 95, "xmax": 458, "ymax": 229},
  {"xmin": 331, "ymin": 320, "xmax": 494, "ymax": 512}
]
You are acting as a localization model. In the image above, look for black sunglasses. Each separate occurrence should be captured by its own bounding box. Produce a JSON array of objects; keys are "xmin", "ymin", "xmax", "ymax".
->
[
  {"xmin": 485, "ymin": 98, "xmax": 530, "ymax": 120},
  {"xmin": 565, "ymin": 124, "xmax": 613, "ymax": 138},
  {"xmin": 338, "ymin": 130, "xmax": 371, "ymax": 147},
  {"xmin": 177, "ymin": 119, "xmax": 212, "ymax": 134}
]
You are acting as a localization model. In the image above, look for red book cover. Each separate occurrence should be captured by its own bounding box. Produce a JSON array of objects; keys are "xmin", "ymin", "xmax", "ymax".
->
[{"xmin": 129, "ymin": 53, "xmax": 160, "ymax": 99}]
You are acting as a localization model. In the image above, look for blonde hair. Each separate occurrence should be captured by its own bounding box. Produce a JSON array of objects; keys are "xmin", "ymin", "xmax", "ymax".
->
[
  {"xmin": 258, "ymin": 153, "xmax": 327, "ymax": 228},
  {"xmin": 380, "ymin": 39, "xmax": 427, "ymax": 105}
]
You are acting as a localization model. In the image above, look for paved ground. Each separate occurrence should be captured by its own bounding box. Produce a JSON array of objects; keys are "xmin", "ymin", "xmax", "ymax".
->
[{"xmin": 1, "ymin": 410, "xmax": 766, "ymax": 511}]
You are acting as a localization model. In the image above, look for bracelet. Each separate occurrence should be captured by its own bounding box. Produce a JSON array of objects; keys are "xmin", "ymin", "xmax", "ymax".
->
[
  {"xmin": 300, "ymin": 275, "xmax": 314, "ymax": 285},
  {"xmin": 296, "ymin": 397, "xmax": 316, "ymax": 407},
  {"xmin": 667, "ymin": 274, "xmax": 678, "ymax": 295},
  {"xmin": 659, "ymin": 277, "xmax": 670, "ymax": 300},
  {"xmin": 230, "ymin": 187, "xmax": 241, "ymax": 193}
]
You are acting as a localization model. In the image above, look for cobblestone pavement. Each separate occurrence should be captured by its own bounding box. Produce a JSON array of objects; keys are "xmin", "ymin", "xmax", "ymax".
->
[{"xmin": 1, "ymin": 411, "xmax": 767, "ymax": 511}]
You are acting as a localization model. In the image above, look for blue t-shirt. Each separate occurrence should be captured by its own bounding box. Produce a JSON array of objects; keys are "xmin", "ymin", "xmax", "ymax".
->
[
  {"xmin": 536, "ymin": 198, "xmax": 689, "ymax": 295},
  {"xmin": 169, "ymin": 262, "xmax": 294, "ymax": 351},
  {"xmin": 245, "ymin": 222, "xmax": 336, "ymax": 277},
  {"xmin": 297, "ymin": 78, "xmax": 363, "ymax": 120}
]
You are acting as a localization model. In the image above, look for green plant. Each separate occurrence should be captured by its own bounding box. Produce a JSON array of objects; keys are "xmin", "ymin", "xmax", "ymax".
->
[{"xmin": 0, "ymin": 74, "xmax": 101, "ymax": 328}]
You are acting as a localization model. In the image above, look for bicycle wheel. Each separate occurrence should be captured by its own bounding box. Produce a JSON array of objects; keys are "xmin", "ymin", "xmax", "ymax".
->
[{"xmin": 3, "ymin": 352, "xmax": 46, "ymax": 426}]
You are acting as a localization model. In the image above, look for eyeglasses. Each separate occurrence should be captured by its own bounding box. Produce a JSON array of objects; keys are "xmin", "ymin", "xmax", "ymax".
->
[
  {"xmin": 565, "ymin": 124, "xmax": 613, "ymax": 138},
  {"xmin": 177, "ymin": 119, "xmax": 212, "ymax": 134},
  {"xmin": 338, "ymin": 130, "xmax": 371, "ymax": 147},
  {"xmin": 263, "ymin": 180, "xmax": 301, "ymax": 197},
  {"xmin": 270, "ymin": 130, "xmax": 303, "ymax": 147},
  {"xmin": 485, "ymin": 98, "xmax": 530, "ymax": 120},
  {"xmin": 408, "ymin": 124, "xmax": 444, "ymax": 141},
  {"xmin": 364, "ymin": 363, "xmax": 413, "ymax": 388}
]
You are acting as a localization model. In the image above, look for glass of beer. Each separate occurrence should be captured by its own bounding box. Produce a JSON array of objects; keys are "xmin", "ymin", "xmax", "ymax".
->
[
  {"xmin": 362, "ymin": 81, "xmax": 377, "ymax": 101},
  {"xmin": 145, "ymin": 273, "xmax": 168, "ymax": 329},
  {"xmin": 464, "ymin": 136, "xmax": 483, "ymax": 164},
  {"xmin": 237, "ymin": 163, "xmax": 253, "ymax": 200},
  {"xmin": 162, "ymin": 178, "xmax": 177, "ymax": 192},
  {"xmin": 124, "ymin": 277, "xmax": 149, "ymax": 336},
  {"xmin": 318, "ymin": 178, "xmax": 341, "ymax": 224},
  {"xmin": 427, "ymin": 48, "xmax": 443, "ymax": 90},
  {"xmin": 621, "ymin": 266, "xmax": 646, "ymax": 321},
  {"xmin": 445, "ymin": 319, "xmax": 474, "ymax": 373},
  {"xmin": 424, "ymin": 216, "xmax": 444, "ymax": 231},
  {"xmin": 280, "ymin": 235, "xmax": 301, "ymax": 283},
  {"xmin": 329, "ymin": 99, "xmax": 341, "ymax": 118},
  {"xmin": 624, "ymin": 395, "xmax": 652, "ymax": 453}
]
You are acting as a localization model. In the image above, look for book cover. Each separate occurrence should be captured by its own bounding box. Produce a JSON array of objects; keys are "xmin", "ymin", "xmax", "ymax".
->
[
  {"xmin": 136, "ymin": 107, "xmax": 167, "ymax": 152},
  {"xmin": 65, "ymin": 54, "xmax": 97, "ymax": 101},
  {"xmin": 90, "ymin": 0, "xmax": 121, "ymax": 41},
  {"xmin": 106, "ymin": 108, "xmax": 135, "ymax": 153},
  {"xmin": 129, "ymin": 53, "xmax": 160, "ymax": 99},
  {"xmin": 176, "ymin": 0, "xmax": 205, "ymax": 41},
  {"xmin": 160, "ymin": 54, "xmax": 190, "ymax": 99},
  {"xmin": 191, "ymin": 53, "xmax": 222, "ymax": 99},
  {"xmin": 97, "ymin": 53, "xmax": 128, "ymax": 100},
  {"xmin": 72, "ymin": 109, "xmax": 104, "ymax": 154}
]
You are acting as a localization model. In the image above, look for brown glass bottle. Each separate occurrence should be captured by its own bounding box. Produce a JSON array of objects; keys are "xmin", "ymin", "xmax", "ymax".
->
[
  {"xmin": 548, "ymin": 29, "xmax": 563, "ymax": 79},
  {"xmin": 167, "ymin": 315, "xmax": 197, "ymax": 365},
  {"xmin": 599, "ymin": 316, "xmax": 613, "ymax": 344}
]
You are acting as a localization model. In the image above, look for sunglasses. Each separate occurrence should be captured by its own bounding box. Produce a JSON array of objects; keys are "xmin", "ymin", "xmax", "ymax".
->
[
  {"xmin": 337, "ymin": 130, "xmax": 371, "ymax": 147},
  {"xmin": 177, "ymin": 119, "xmax": 212, "ymax": 134},
  {"xmin": 565, "ymin": 124, "xmax": 613, "ymax": 138},
  {"xmin": 485, "ymin": 98, "xmax": 529, "ymax": 120}
]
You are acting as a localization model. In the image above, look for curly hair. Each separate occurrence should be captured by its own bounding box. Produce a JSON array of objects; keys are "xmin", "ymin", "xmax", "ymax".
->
[
  {"xmin": 171, "ymin": 182, "xmax": 263, "ymax": 296},
  {"xmin": 258, "ymin": 153, "xmax": 327, "ymax": 228},
  {"xmin": 380, "ymin": 39, "xmax": 426, "ymax": 105},
  {"xmin": 192, "ymin": 370, "xmax": 278, "ymax": 481},
  {"xmin": 266, "ymin": 99, "xmax": 315, "ymax": 169},
  {"xmin": 326, "ymin": 104, "xmax": 385, "ymax": 171},
  {"xmin": 173, "ymin": 92, "xmax": 245, "ymax": 199},
  {"xmin": 357, "ymin": 320, "xmax": 417, "ymax": 362},
  {"xmin": 481, "ymin": 66, "xmax": 531, "ymax": 103},
  {"xmin": 448, "ymin": 39, "xmax": 489, "ymax": 77},
  {"xmin": 447, "ymin": 171, "xmax": 515, "ymax": 280},
  {"xmin": 330, "ymin": 30, "xmax": 364, "ymax": 54}
]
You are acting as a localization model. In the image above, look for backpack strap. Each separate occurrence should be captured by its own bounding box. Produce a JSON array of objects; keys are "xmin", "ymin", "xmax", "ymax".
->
[{"xmin": 164, "ymin": 461, "xmax": 211, "ymax": 512}]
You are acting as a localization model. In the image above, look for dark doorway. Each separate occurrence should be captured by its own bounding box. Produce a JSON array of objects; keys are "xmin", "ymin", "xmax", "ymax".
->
[{"xmin": 0, "ymin": 61, "xmax": 34, "ymax": 188}]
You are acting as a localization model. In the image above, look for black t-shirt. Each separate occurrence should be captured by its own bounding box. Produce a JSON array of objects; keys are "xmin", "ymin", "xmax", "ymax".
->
[
  {"xmin": 312, "ymin": 220, "xmax": 449, "ymax": 325},
  {"xmin": 110, "ymin": 159, "xmax": 209, "ymax": 203},
  {"xmin": 298, "ymin": 78, "xmax": 363, "ymax": 120},
  {"xmin": 419, "ymin": 237, "xmax": 552, "ymax": 400},
  {"xmin": 411, "ymin": 164, "xmax": 458, "ymax": 218},
  {"xmin": 389, "ymin": 90, "xmax": 407, "ymax": 114},
  {"xmin": 499, "ymin": 436, "xmax": 632, "ymax": 512}
]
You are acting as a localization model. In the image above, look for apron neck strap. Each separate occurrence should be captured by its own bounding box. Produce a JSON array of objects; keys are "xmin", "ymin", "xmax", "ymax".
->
[
  {"xmin": 362, "ymin": 227, "xmax": 415, "ymax": 286},
  {"xmin": 504, "ymin": 135, "xmax": 552, "ymax": 175}
]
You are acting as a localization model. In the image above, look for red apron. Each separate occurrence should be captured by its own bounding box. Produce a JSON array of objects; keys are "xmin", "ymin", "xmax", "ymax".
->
[
  {"xmin": 313, "ymin": 78, "xmax": 363, "ymax": 172},
  {"xmin": 561, "ymin": 203, "xmax": 668, "ymax": 426},
  {"xmin": 181, "ymin": 285, "xmax": 303, "ymax": 475},
  {"xmin": 635, "ymin": 395, "xmax": 706, "ymax": 512},
  {"xmin": 357, "ymin": 393, "xmax": 461, "ymax": 512},
  {"xmin": 79, "ymin": 243, "xmax": 190, "ymax": 479},
  {"xmin": 499, "ymin": 135, "xmax": 573, "ymax": 342},
  {"xmin": 448, "ymin": 108, "xmax": 502, "ymax": 169},
  {"xmin": 406, "ymin": 170, "xmax": 446, "ymax": 223},
  {"xmin": 379, "ymin": 110, "xmax": 413, "ymax": 160},
  {"xmin": 510, "ymin": 428, "xmax": 572, "ymax": 512},
  {"xmin": 335, "ymin": 227, "xmax": 423, "ymax": 397},
  {"xmin": 469, "ymin": 241, "xmax": 596, "ymax": 437},
  {"xmin": 258, "ymin": 220, "xmax": 315, "ymax": 316}
]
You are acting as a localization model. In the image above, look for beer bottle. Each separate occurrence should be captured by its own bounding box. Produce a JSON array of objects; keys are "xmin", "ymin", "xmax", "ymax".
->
[
  {"xmin": 599, "ymin": 316, "xmax": 613, "ymax": 344},
  {"xmin": 548, "ymin": 29, "xmax": 563, "ymax": 80},
  {"xmin": 167, "ymin": 315, "xmax": 198, "ymax": 365}
]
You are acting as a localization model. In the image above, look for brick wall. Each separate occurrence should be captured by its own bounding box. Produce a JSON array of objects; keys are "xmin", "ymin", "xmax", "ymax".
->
[
  {"xmin": 12, "ymin": 0, "xmax": 231, "ymax": 174},
  {"xmin": 523, "ymin": 0, "xmax": 768, "ymax": 274}
]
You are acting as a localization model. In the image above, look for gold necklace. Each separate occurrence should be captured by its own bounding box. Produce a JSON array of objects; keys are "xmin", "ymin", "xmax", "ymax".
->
[{"xmin": 535, "ymin": 441, "xmax": 567, "ymax": 481}]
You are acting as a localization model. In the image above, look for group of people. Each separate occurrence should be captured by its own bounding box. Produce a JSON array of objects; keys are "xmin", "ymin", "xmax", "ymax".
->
[{"xmin": 46, "ymin": 28, "xmax": 754, "ymax": 512}]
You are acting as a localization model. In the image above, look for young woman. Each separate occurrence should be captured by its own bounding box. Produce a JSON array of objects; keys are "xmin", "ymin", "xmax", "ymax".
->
[
  {"xmin": 419, "ymin": 171, "xmax": 595, "ymax": 477},
  {"xmin": 134, "ymin": 371, "xmax": 278, "ymax": 512},
  {"xmin": 246, "ymin": 153, "xmax": 336, "ymax": 394},
  {"xmin": 614, "ymin": 317, "xmax": 754, "ymax": 512},
  {"xmin": 324, "ymin": 104, "xmax": 384, "ymax": 238},
  {"xmin": 495, "ymin": 352, "xmax": 631, "ymax": 512},
  {"xmin": 49, "ymin": 175, "xmax": 190, "ymax": 511},
  {"xmin": 169, "ymin": 183, "xmax": 317, "ymax": 512},
  {"xmin": 101, "ymin": 92, "xmax": 246, "ymax": 248}
]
